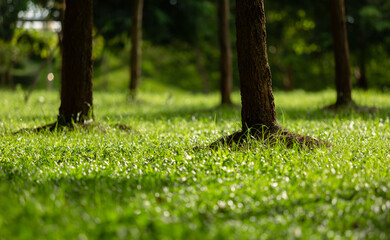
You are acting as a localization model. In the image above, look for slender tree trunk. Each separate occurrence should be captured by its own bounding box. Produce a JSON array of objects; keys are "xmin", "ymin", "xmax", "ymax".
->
[
  {"xmin": 58, "ymin": 0, "xmax": 93, "ymax": 124},
  {"xmin": 236, "ymin": 0, "xmax": 276, "ymax": 132},
  {"xmin": 283, "ymin": 64, "xmax": 294, "ymax": 91},
  {"xmin": 330, "ymin": 0, "xmax": 352, "ymax": 105},
  {"xmin": 7, "ymin": 69, "xmax": 14, "ymax": 91},
  {"xmin": 218, "ymin": 0, "xmax": 233, "ymax": 105},
  {"xmin": 195, "ymin": 46, "xmax": 211, "ymax": 94},
  {"xmin": 46, "ymin": 56, "xmax": 53, "ymax": 91},
  {"xmin": 356, "ymin": 47, "xmax": 368, "ymax": 90},
  {"xmin": 25, "ymin": 47, "xmax": 57, "ymax": 102},
  {"xmin": 1, "ymin": 71, "xmax": 5, "ymax": 88},
  {"xmin": 129, "ymin": 0, "xmax": 144, "ymax": 99},
  {"xmin": 102, "ymin": 51, "xmax": 110, "ymax": 91},
  {"xmin": 357, "ymin": 62, "xmax": 368, "ymax": 89}
]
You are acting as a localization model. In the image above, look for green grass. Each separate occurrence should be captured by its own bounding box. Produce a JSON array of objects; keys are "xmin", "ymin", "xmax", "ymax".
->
[{"xmin": 0, "ymin": 89, "xmax": 390, "ymax": 240}]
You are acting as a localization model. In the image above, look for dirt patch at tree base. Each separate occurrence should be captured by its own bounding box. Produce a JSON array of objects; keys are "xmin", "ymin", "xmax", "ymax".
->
[{"xmin": 207, "ymin": 124, "xmax": 331, "ymax": 150}]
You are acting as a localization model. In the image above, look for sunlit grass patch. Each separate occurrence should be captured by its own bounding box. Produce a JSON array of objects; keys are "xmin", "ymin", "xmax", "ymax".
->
[{"xmin": 0, "ymin": 89, "xmax": 389, "ymax": 239}]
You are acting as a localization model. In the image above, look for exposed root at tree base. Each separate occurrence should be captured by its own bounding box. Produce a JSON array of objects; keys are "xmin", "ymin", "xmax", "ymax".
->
[
  {"xmin": 206, "ymin": 125, "xmax": 331, "ymax": 150},
  {"xmin": 13, "ymin": 121, "xmax": 136, "ymax": 134}
]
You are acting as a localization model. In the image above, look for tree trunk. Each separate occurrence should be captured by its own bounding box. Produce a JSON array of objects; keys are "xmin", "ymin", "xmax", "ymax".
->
[
  {"xmin": 218, "ymin": 0, "xmax": 233, "ymax": 105},
  {"xmin": 207, "ymin": 0, "xmax": 329, "ymax": 148},
  {"xmin": 1, "ymin": 71, "xmax": 5, "ymax": 88},
  {"xmin": 195, "ymin": 46, "xmax": 211, "ymax": 94},
  {"xmin": 236, "ymin": 0, "xmax": 276, "ymax": 132},
  {"xmin": 102, "ymin": 51, "xmax": 110, "ymax": 91},
  {"xmin": 356, "ymin": 46, "xmax": 368, "ymax": 90},
  {"xmin": 46, "ymin": 57, "xmax": 53, "ymax": 91},
  {"xmin": 129, "ymin": 0, "xmax": 144, "ymax": 99},
  {"xmin": 356, "ymin": 61, "xmax": 368, "ymax": 89},
  {"xmin": 283, "ymin": 64, "xmax": 294, "ymax": 91},
  {"xmin": 25, "ymin": 46, "xmax": 57, "ymax": 102},
  {"xmin": 330, "ymin": 0, "xmax": 352, "ymax": 105},
  {"xmin": 58, "ymin": 0, "xmax": 93, "ymax": 124},
  {"xmin": 7, "ymin": 69, "xmax": 14, "ymax": 91}
]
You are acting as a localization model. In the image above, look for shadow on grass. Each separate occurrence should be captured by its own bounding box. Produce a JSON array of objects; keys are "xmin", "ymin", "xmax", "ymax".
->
[
  {"xmin": 1, "ymin": 170, "xmax": 187, "ymax": 197},
  {"xmin": 102, "ymin": 103, "xmax": 389, "ymax": 124},
  {"xmin": 11, "ymin": 121, "xmax": 136, "ymax": 135},
  {"xmin": 101, "ymin": 104, "xmax": 242, "ymax": 123},
  {"xmin": 278, "ymin": 105, "xmax": 389, "ymax": 121}
]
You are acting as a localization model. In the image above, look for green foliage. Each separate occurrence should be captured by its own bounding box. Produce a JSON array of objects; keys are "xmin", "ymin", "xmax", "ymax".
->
[
  {"xmin": 93, "ymin": 40, "xmax": 221, "ymax": 92},
  {"xmin": 3, "ymin": 28, "xmax": 60, "ymax": 88},
  {"xmin": 0, "ymin": 0, "xmax": 28, "ymax": 40},
  {"xmin": 1, "ymin": 89, "xmax": 390, "ymax": 239},
  {"xmin": 2, "ymin": 0, "xmax": 390, "ymax": 92},
  {"xmin": 12, "ymin": 28, "xmax": 58, "ymax": 59}
]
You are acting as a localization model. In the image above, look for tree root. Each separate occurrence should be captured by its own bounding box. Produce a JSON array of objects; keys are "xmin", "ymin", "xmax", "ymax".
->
[{"xmin": 207, "ymin": 124, "xmax": 331, "ymax": 150}]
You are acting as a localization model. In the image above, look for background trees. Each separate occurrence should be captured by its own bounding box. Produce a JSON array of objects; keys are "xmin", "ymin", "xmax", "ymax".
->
[
  {"xmin": 346, "ymin": 0, "xmax": 390, "ymax": 89},
  {"xmin": 1, "ymin": 0, "xmax": 390, "ymax": 94}
]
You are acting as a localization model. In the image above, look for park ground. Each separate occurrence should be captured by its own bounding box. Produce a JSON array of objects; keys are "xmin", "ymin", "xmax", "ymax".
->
[{"xmin": 0, "ymin": 87, "xmax": 390, "ymax": 239}]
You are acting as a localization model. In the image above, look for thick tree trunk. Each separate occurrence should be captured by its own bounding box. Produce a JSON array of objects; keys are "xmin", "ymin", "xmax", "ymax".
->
[
  {"xmin": 129, "ymin": 0, "xmax": 144, "ymax": 99},
  {"xmin": 58, "ymin": 0, "xmax": 93, "ymax": 124},
  {"xmin": 218, "ymin": 0, "xmax": 233, "ymax": 105},
  {"xmin": 330, "ymin": 0, "xmax": 352, "ymax": 105},
  {"xmin": 236, "ymin": 0, "xmax": 276, "ymax": 132},
  {"xmin": 207, "ymin": 0, "xmax": 329, "ymax": 149}
]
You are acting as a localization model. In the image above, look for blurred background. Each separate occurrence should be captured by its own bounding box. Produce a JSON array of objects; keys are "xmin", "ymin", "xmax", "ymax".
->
[{"xmin": 1, "ymin": 0, "xmax": 390, "ymax": 94}]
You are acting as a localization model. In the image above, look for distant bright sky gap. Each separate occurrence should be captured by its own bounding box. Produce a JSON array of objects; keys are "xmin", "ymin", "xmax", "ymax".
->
[{"xmin": 17, "ymin": 1, "xmax": 61, "ymax": 32}]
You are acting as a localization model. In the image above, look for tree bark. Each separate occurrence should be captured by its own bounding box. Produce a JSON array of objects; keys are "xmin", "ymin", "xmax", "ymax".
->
[
  {"xmin": 58, "ymin": 0, "xmax": 93, "ymax": 124},
  {"xmin": 356, "ymin": 61, "xmax": 368, "ymax": 89},
  {"xmin": 102, "ymin": 51, "xmax": 110, "ymax": 91},
  {"xmin": 218, "ymin": 0, "xmax": 233, "ymax": 105},
  {"xmin": 129, "ymin": 0, "xmax": 144, "ymax": 99},
  {"xmin": 236, "ymin": 0, "xmax": 276, "ymax": 131},
  {"xmin": 283, "ymin": 64, "xmax": 294, "ymax": 92},
  {"xmin": 195, "ymin": 46, "xmax": 211, "ymax": 94},
  {"xmin": 356, "ymin": 46, "xmax": 368, "ymax": 90},
  {"xmin": 330, "ymin": 0, "xmax": 352, "ymax": 105},
  {"xmin": 206, "ymin": 0, "xmax": 329, "ymax": 149},
  {"xmin": 7, "ymin": 69, "xmax": 14, "ymax": 91},
  {"xmin": 1, "ymin": 71, "xmax": 5, "ymax": 88}
]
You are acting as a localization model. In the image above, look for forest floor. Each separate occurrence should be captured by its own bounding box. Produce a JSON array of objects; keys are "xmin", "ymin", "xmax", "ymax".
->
[{"xmin": 0, "ymin": 89, "xmax": 389, "ymax": 239}]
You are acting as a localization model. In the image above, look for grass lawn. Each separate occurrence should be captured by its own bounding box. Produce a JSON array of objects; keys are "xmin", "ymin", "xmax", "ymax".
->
[{"xmin": 0, "ymin": 88, "xmax": 389, "ymax": 239}]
